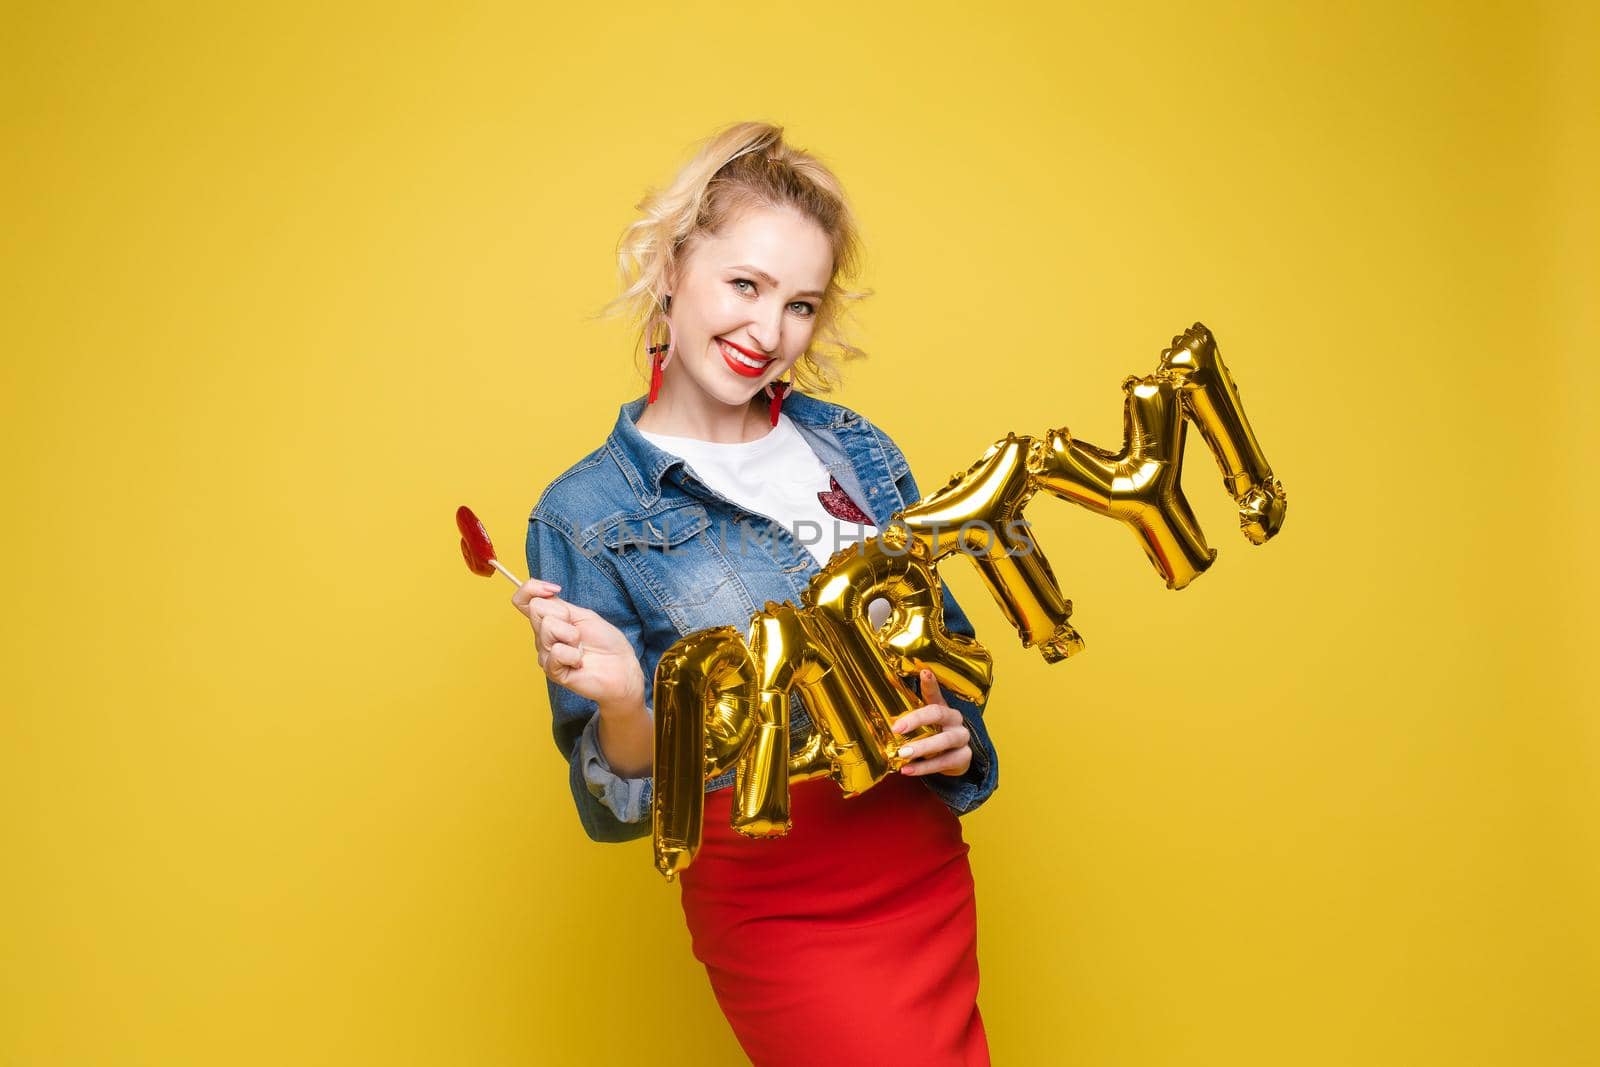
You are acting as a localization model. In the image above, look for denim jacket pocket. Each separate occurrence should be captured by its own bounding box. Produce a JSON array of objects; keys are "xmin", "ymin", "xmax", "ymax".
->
[{"xmin": 598, "ymin": 502, "xmax": 713, "ymax": 550}]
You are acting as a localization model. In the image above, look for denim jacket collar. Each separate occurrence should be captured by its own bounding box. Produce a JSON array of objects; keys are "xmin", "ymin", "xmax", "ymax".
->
[{"xmin": 606, "ymin": 391, "xmax": 875, "ymax": 512}]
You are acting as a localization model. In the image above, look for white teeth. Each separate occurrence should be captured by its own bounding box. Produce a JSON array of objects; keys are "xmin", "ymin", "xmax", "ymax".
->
[{"xmin": 720, "ymin": 340, "xmax": 768, "ymax": 369}]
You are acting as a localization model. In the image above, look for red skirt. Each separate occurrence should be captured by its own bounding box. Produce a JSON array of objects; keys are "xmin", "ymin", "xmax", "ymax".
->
[{"xmin": 678, "ymin": 769, "xmax": 990, "ymax": 1066}]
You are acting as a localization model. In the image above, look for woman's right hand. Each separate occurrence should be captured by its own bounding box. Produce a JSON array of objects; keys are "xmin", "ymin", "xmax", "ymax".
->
[{"xmin": 512, "ymin": 578, "xmax": 646, "ymax": 711}]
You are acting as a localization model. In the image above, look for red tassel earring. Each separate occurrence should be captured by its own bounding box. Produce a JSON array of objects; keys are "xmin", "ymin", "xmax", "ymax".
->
[
  {"xmin": 645, "ymin": 313, "xmax": 675, "ymax": 404},
  {"xmin": 764, "ymin": 377, "xmax": 791, "ymax": 427}
]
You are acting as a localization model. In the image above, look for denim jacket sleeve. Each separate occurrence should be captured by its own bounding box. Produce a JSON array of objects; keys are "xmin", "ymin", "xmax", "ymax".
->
[
  {"xmin": 525, "ymin": 511, "xmax": 654, "ymax": 843},
  {"xmin": 867, "ymin": 422, "xmax": 1002, "ymax": 817}
]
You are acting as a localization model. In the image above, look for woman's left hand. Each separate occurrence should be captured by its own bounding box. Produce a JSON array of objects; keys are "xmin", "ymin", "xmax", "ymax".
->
[{"xmin": 891, "ymin": 669, "xmax": 972, "ymax": 777}]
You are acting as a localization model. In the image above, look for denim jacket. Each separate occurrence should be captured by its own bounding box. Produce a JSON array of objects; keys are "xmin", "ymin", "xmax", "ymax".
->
[{"xmin": 525, "ymin": 390, "xmax": 1001, "ymax": 843}]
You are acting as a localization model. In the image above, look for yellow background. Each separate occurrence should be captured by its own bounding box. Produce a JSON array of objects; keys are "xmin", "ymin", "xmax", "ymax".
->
[{"xmin": 4, "ymin": 2, "xmax": 1595, "ymax": 1064}]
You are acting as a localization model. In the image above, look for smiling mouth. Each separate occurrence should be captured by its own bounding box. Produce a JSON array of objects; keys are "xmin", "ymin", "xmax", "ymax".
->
[{"xmin": 718, "ymin": 338, "xmax": 772, "ymax": 377}]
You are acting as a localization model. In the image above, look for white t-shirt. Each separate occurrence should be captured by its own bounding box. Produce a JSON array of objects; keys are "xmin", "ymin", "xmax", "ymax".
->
[{"xmin": 639, "ymin": 412, "xmax": 892, "ymax": 629}]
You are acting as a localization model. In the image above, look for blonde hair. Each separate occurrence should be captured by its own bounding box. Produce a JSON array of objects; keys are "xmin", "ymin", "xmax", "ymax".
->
[{"xmin": 595, "ymin": 120, "xmax": 871, "ymax": 394}]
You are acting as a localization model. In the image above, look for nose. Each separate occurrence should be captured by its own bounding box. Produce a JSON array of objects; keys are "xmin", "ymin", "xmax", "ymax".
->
[{"xmin": 746, "ymin": 300, "xmax": 784, "ymax": 357}]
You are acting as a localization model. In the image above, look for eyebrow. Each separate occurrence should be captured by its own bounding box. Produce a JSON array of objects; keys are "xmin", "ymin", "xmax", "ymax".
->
[{"xmin": 727, "ymin": 264, "xmax": 825, "ymax": 300}]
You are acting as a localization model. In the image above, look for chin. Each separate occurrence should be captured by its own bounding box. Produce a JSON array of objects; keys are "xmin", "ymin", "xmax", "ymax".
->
[{"xmin": 702, "ymin": 375, "xmax": 760, "ymax": 407}]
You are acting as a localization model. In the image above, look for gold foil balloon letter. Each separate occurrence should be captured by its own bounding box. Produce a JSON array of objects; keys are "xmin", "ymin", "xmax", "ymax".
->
[
  {"xmin": 1029, "ymin": 373, "xmax": 1216, "ymax": 589},
  {"xmin": 799, "ymin": 538, "xmax": 994, "ymax": 793},
  {"xmin": 888, "ymin": 434, "xmax": 1085, "ymax": 661},
  {"xmin": 653, "ymin": 627, "xmax": 757, "ymax": 881},
  {"xmin": 1158, "ymin": 324, "xmax": 1287, "ymax": 544}
]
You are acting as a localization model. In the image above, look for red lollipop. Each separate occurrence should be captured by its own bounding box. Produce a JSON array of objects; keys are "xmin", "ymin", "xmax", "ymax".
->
[{"xmin": 456, "ymin": 505, "xmax": 524, "ymax": 587}]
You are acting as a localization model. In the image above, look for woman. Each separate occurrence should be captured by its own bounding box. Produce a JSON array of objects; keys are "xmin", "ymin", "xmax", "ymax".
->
[{"xmin": 512, "ymin": 121, "xmax": 1000, "ymax": 1066}]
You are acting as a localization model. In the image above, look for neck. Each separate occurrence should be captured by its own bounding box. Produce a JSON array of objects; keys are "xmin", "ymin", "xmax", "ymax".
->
[{"xmin": 635, "ymin": 381, "xmax": 773, "ymax": 443}]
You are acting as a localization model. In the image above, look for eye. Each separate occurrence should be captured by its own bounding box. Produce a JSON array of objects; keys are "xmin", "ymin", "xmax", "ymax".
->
[{"xmin": 730, "ymin": 277, "xmax": 814, "ymax": 317}]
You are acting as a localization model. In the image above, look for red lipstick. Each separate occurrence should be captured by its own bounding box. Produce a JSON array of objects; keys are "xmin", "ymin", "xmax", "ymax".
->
[{"xmin": 717, "ymin": 337, "xmax": 772, "ymax": 378}]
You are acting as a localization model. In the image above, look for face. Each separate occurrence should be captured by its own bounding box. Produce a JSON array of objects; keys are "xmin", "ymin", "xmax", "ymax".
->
[{"xmin": 663, "ymin": 204, "xmax": 834, "ymax": 407}]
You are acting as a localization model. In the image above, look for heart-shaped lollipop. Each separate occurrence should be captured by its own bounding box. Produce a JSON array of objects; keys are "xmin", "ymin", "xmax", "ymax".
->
[{"xmin": 456, "ymin": 505, "xmax": 524, "ymax": 587}]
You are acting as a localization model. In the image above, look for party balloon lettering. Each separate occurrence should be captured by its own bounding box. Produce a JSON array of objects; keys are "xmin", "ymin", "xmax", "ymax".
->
[{"xmin": 653, "ymin": 324, "xmax": 1288, "ymax": 879}]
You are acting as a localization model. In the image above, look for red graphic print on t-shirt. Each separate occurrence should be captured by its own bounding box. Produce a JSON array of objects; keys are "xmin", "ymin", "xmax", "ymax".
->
[{"xmin": 817, "ymin": 475, "xmax": 872, "ymax": 524}]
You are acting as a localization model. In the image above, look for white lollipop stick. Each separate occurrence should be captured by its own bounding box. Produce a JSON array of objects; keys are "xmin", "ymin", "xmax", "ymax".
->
[{"xmin": 489, "ymin": 559, "xmax": 524, "ymax": 588}]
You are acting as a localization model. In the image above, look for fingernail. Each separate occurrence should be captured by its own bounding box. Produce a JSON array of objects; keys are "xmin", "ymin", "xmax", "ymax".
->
[{"xmin": 898, "ymin": 745, "xmax": 914, "ymax": 758}]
